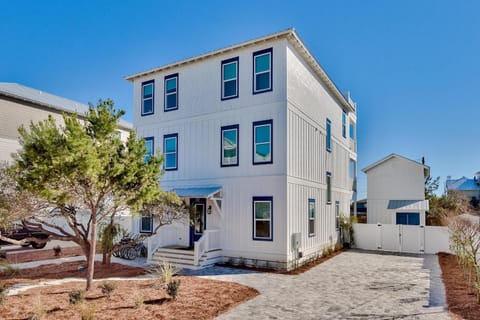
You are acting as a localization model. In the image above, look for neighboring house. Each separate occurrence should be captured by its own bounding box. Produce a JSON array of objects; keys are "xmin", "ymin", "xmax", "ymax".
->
[
  {"xmin": 0, "ymin": 82, "xmax": 133, "ymax": 162},
  {"xmin": 445, "ymin": 172, "xmax": 480, "ymax": 203},
  {"xmin": 362, "ymin": 154, "xmax": 429, "ymax": 225},
  {"xmin": 127, "ymin": 28, "xmax": 358, "ymax": 270}
]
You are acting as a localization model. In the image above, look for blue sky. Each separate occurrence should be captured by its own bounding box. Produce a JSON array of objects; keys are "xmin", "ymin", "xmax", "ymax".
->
[{"xmin": 1, "ymin": 0, "xmax": 479, "ymax": 197}]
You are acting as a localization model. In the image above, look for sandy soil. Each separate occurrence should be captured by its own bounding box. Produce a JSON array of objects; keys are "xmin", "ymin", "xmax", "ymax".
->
[
  {"xmin": 5, "ymin": 246, "xmax": 84, "ymax": 264},
  {"xmin": 438, "ymin": 252, "xmax": 480, "ymax": 320},
  {"xmin": 0, "ymin": 276, "xmax": 259, "ymax": 320}
]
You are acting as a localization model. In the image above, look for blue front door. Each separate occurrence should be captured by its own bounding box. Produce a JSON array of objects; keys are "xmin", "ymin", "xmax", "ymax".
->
[
  {"xmin": 396, "ymin": 212, "xmax": 420, "ymax": 225},
  {"xmin": 189, "ymin": 198, "xmax": 206, "ymax": 247}
]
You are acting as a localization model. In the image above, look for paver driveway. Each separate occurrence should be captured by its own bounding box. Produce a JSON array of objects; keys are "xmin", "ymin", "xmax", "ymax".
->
[{"xmin": 185, "ymin": 250, "xmax": 451, "ymax": 319}]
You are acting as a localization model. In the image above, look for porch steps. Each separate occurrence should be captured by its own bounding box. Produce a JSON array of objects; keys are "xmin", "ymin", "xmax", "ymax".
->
[{"xmin": 150, "ymin": 247, "xmax": 223, "ymax": 270}]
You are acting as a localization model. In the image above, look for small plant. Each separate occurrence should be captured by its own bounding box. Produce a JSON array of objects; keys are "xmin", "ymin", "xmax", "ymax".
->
[
  {"xmin": 77, "ymin": 302, "xmax": 95, "ymax": 320},
  {"xmin": 29, "ymin": 294, "xmax": 46, "ymax": 320},
  {"xmin": 166, "ymin": 279, "xmax": 181, "ymax": 300},
  {"xmin": 0, "ymin": 283, "xmax": 8, "ymax": 304},
  {"xmin": 69, "ymin": 289, "xmax": 85, "ymax": 305},
  {"xmin": 322, "ymin": 247, "xmax": 331, "ymax": 257},
  {"xmin": 334, "ymin": 242, "xmax": 342, "ymax": 252},
  {"xmin": 98, "ymin": 282, "xmax": 116, "ymax": 298},
  {"xmin": 53, "ymin": 245, "xmax": 62, "ymax": 256},
  {"xmin": 133, "ymin": 289, "xmax": 144, "ymax": 309},
  {"xmin": 150, "ymin": 260, "xmax": 178, "ymax": 286},
  {"xmin": 0, "ymin": 259, "xmax": 18, "ymax": 277}
]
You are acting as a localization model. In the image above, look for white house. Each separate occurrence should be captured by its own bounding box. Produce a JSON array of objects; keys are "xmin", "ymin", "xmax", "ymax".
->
[
  {"xmin": 362, "ymin": 154, "xmax": 429, "ymax": 225},
  {"xmin": 126, "ymin": 29, "xmax": 358, "ymax": 270},
  {"xmin": 0, "ymin": 82, "xmax": 133, "ymax": 162}
]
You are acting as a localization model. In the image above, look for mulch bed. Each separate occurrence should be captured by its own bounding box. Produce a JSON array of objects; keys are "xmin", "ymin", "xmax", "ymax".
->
[
  {"xmin": 0, "ymin": 276, "xmax": 259, "ymax": 320},
  {"xmin": 5, "ymin": 246, "xmax": 84, "ymax": 264},
  {"xmin": 438, "ymin": 252, "xmax": 480, "ymax": 320},
  {"xmin": 217, "ymin": 249, "xmax": 344, "ymax": 275}
]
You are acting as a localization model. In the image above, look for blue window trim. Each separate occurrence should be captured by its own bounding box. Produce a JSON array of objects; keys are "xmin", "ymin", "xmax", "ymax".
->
[
  {"xmin": 221, "ymin": 57, "xmax": 239, "ymax": 100},
  {"xmin": 143, "ymin": 136, "xmax": 154, "ymax": 162},
  {"xmin": 326, "ymin": 172, "xmax": 332, "ymax": 204},
  {"xmin": 308, "ymin": 198, "xmax": 315, "ymax": 237},
  {"xmin": 163, "ymin": 133, "xmax": 178, "ymax": 171},
  {"xmin": 326, "ymin": 118, "xmax": 332, "ymax": 152},
  {"xmin": 252, "ymin": 196, "xmax": 273, "ymax": 241},
  {"xmin": 342, "ymin": 111, "xmax": 347, "ymax": 138},
  {"xmin": 252, "ymin": 48, "xmax": 273, "ymax": 95},
  {"xmin": 164, "ymin": 73, "xmax": 178, "ymax": 112},
  {"xmin": 139, "ymin": 212, "xmax": 153, "ymax": 233},
  {"xmin": 220, "ymin": 124, "xmax": 239, "ymax": 167},
  {"xmin": 141, "ymin": 80, "xmax": 154, "ymax": 116},
  {"xmin": 252, "ymin": 119, "xmax": 273, "ymax": 165}
]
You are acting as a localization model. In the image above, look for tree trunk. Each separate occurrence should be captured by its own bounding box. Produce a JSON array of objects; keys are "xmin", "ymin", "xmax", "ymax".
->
[{"xmin": 86, "ymin": 220, "xmax": 97, "ymax": 291}]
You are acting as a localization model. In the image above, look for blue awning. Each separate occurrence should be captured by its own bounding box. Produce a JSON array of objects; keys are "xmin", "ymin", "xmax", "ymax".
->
[{"xmin": 165, "ymin": 186, "xmax": 222, "ymax": 198}]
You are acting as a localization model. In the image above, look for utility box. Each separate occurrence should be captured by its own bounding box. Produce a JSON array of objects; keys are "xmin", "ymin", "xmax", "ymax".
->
[{"xmin": 291, "ymin": 232, "xmax": 301, "ymax": 251}]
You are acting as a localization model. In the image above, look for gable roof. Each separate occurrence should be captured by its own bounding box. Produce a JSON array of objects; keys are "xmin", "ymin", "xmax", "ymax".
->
[
  {"xmin": 362, "ymin": 153, "xmax": 430, "ymax": 177},
  {"xmin": 124, "ymin": 28, "xmax": 355, "ymax": 113},
  {"xmin": 445, "ymin": 177, "xmax": 480, "ymax": 191},
  {"xmin": 0, "ymin": 82, "xmax": 133, "ymax": 130}
]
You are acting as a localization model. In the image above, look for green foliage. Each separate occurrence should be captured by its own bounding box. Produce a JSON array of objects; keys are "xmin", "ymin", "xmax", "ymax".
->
[
  {"xmin": 151, "ymin": 260, "xmax": 178, "ymax": 286},
  {"xmin": 166, "ymin": 279, "xmax": 181, "ymax": 300},
  {"xmin": 425, "ymin": 175, "xmax": 440, "ymax": 197},
  {"xmin": 0, "ymin": 259, "xmax": 18, "ymax": 277},
  {"xmin": 69, "ymin": 289, "xmax": 85, "ymax": 305},
  {"xmin": 98, "ymin": 223, "xmax": 124, "ymax": 255},
  {"xmin": 426, "ymin": 191, "xmax": 468, "ymax": 224},
  {"xmin": 339, "ymin": 214, "xmax": 357, "ymax": 246}
]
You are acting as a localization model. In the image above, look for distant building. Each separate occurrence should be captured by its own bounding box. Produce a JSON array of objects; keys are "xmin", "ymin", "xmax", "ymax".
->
[
  {"xmin": 362, "ymin": 154, "xmax": 429, "ymax": 225},
  {"xmin": 445, "ymin": 172, "xmax": 480, "ymax": 203},
  {"xmin": 0, "ymin": 82, "xmax": 133, "ymax": 163}
]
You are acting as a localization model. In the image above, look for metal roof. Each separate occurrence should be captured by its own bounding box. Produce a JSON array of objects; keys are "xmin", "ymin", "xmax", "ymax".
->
[
  {"xmin": 124, "ymin": 28, "xmax": 355, "ymax": 113},
  {"xmin": 165, "ymin": 186, "xmax": 222, "ymax": 198},
  {"xmin": 387, "ymin": 200, "xmax": 429, "ymax": 211},
  {"xmin": 0, "ymin": 82, "xmax": 133, "ymax": 130},
  {"xmin": 362, "ymin": 153, "xmax": 430, "ymax": 177},
  {"xmin": 445, "ymin": 177, "xmax": 480, "ymax": 191}
]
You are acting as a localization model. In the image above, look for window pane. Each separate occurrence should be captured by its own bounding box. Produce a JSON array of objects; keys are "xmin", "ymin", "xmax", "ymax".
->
[
  {"xmin": 255, "ymin": 125, "xmax": 270, "ymax": 143},
  {"xmin": 166, "ymin": 93, "xmax": 177, "ymax": 109},
  {"xmin": 143, "ymin": 99, "xmax": 153, "ymax": 114},
  {"xmin": 255, "ymin": 73, "xmax": 270, "ymax": 91},
  {"xmin": 224, "ymin": 80, "xmax": 237, "ymax": 97},
  {"xmin": 223, "ymin": 62, "xmax": 237, "ymax": 80},
  {"xmin": 223, "ymin": 129, "xmax": 237, "ymax": 146},
  {"xmin": 327, "ymin": 175, "xmax": 332, "ymax": 202},
  {"xmin": 255, "ymin": 202, "xmax": 271, "ymax": 219},
  {"xmin": 143, "ymin": 84, "xmax": 153, "ymax": 98},
  {"xmin": 255, "ymin": 221, "xmax": 270, "ymax": 238},
  {"xmin": 326, "ymin": 120, "xmax": 331, "ymax": 150},
  {"xmin": 165, "ymin": 153, "xmax": 176, "ymax": 168},
  {"xmin": 141, "ymin": 216, "xmax": 152, "ymax": 232},
  {"xmin": 224, "ymin": 148, "xmax": 237, "ymax": 160},
  {"xmin": 166, "ymin": 78, "xmax": 177, "ymax": 93},
  {"xmin": 309, "ymin": 203, "xmax": 315, "ymax": 219},
  {"xmin": 165, "ymin": 138, "xmax": 176, "ymax": 153},
  {"xmin": 255, "ymin": 144, "xmax": 271, "ymax": 161},
  {"xmin": 309, "ymin": 220, "xmax": 315, "ymax": 235},
  {"xmin": 255, "ymin": 54, "xmax": 270, "ymax": 73}
]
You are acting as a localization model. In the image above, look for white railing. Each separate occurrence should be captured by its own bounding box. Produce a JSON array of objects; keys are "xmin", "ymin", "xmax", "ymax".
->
[
  {"xmin": 193, "ymin": 229, "xmax": 221, "ymax": 266},
  {"xmin": 147, "ymin": 225, "xmax": 183, "ymax": 261}
]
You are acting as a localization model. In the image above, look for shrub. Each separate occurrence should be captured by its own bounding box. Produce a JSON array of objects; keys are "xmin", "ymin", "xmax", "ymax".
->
[
  {"xmin": 69, "ymin": 289, "xmax": 85, "ymax": 305},
  {"xmin": 29, "ymin": 294, "xmax": 46, "ymax": 320},
  {"xmin": 166, "ymin": 279, "xmax": 181, "ymax": 300},
  {"xmin": 98, "ymin": 282, "xmax": 116, "ymax": 298},
  {"xmin": 151, "ymin": 260, "xmax": 178, "ymax": 286},
  {"xmin": 334, "ymin": 242, "xmax": 342, "ymax": 252},
  {"xmin": 53, "ymin": 245, "xmax": 62, "ymax": 256},
  {"xmin": 77, "ymin": 302, "xmax": 95, "ymax": 320},
  {"xmin": 322, "ymin": 247, "xmax": 331, "ymax": 257},
  {"xmin": 0, "ymin": 283, "xmax": 7, "ymax": 304},
  {"xmin": 133, "ymin": 289, "xmax": 144, "ymax": 309}
]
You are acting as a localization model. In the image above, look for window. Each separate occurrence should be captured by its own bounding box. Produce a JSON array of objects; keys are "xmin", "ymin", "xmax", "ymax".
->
[
  {"xmin": 253, "ymin": 48, "xmax": 272, "ymax": 94},
  {"xmin": 349, "ymin": 121, "xmax": 355, "ymax": 140},
  {"xmin": 163, "ymin": 133, "xmax": 178, "ymax": 170},
  {"xmin": 396, "ymin": 212, "xmax": 420, "ymax": 225},
  {"xmin": 221, "ymin": 57, "xmax": 239, "ymax": 100},
  {"xmin": 342, "ymin": 111, "xmax": 347, "ymax": 138},
  {"xmin": 308, "ymin": 199, "xmax": 315, "ymax": 236},
  {"xmin": 253, "ymin": 196, "xmax": 273, "ymax": 240},
  {"xmin": 140, "ymin": 212, "xmax": 153, "ymax": 233},
  {"xmin": 144, "ymin": 137, "xmax": 154, "ymax": 162},
  {"xmin": 253, "ymin": 119, "xmax": 273, "ymax": 164},
  {"xmin": 335, "ymin": 201, "xmax": 340, "ymax": 230},
  {"xmin": 164, "ymin": 73, "xmax": 178, "ymax": 111},
  {"xmin": 326, "ymin": 172, "xmax": 332, "ymax": 204},
  {"xmin": 221, "ymin": 124, "xmax": 239, "ymax": 167},
  {"xmin": 141, "ymin": 80, "xmax": 154, "ymax": 116},
  {"xmin": 326, "ymin": 118, "xmax": 332, "ymax": 152}
]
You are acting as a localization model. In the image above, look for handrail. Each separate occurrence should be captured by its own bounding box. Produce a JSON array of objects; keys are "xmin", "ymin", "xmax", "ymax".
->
[{"xmin": 193, "ymin": 229, "xmax": 221, "ymax": 266}]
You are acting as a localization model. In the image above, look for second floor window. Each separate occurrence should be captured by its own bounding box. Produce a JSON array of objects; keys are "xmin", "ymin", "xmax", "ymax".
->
[
  {"xmin": 221, "ymin": 57, "xmax": 239, "ymax": 100},
  {"xmin": 253, "ymin": 119, "xmax": 273, "ymax": 165},
  {"xmin": 144, "ymin": 137, "xmax": 154, "ymax": 162},
  {"xmin": 253, "ymin": 48, "xmax": 272, "ymax": 94},
  {"xmin": 326, "ymin": 118, "xmax": 332, "ymax": 152},
  {"xmin": 221, "ymin": 125, "xmax": 239, "ymax": 167},
  {"xmin": 342, "ymin": 111, "xmax": 347, "ymax": 138},
  {"xmin": 141, "ymin": 80, "xmax": 154, "ymax": 116},
  {"xmin": 164, "ymin": 74, "xmax": 178, "ymax": 111},
  {"xmin": 164, "ymin": 133, "xmax": 178, "ymax": 170},
  {"xmin": 326, "ymin": 172, "xmax": 332, "ymax": 204}
]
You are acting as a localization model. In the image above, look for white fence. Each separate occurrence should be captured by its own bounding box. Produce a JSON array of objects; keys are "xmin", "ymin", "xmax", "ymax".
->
[{"xmin": 354, "ymin": 223, "xmax": 452, "ymax": 254}]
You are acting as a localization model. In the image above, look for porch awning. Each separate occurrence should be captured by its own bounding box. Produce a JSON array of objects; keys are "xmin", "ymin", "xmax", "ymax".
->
[
  {"xmin": 166, "ymin": 186, "xmax": 222, "ymax": 198},
  {"xmin": 387, "ymin": 200, "xmax": 429, "ymax": 211}
]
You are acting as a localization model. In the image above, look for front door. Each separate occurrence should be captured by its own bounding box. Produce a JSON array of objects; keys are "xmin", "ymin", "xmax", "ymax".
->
[{"xmin": 189, "ymin": 198, "xmax": 206, "ymax": 247}]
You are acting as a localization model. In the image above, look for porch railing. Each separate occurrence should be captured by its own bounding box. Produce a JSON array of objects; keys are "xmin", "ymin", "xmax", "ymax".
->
[
  {"xmin": 146, "ymin": 225, "xmax": 181, "ymax": 261},
  {"xmin": 193, "ymin": 229, "xmax": 221, "ymax": 266}
]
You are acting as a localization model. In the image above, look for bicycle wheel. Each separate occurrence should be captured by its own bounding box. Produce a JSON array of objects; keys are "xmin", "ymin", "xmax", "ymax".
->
[
  {"xmin": 125, "ymin": 247, "xmax": 137, "ymax": 260},
  {"xmin": 119, "ymin": 247, "xmax": 129, "ymax": 259}
]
